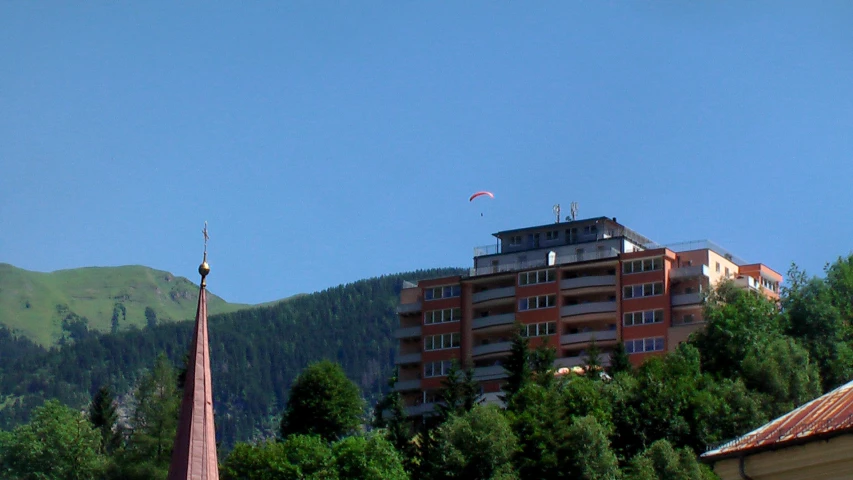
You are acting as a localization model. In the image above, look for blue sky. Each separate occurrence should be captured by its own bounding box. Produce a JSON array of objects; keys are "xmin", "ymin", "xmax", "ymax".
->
[{"xmin": 1, "ymin": 2, "xmax": 852, "ymax": 304}]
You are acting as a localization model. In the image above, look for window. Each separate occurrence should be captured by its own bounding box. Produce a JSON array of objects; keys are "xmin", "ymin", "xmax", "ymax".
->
[
  {"xmin": 583, "ymin": 225, "xmax": 598, "ymax": 235},
  {"xmin": 545, "ymin": 230, "xmax": 559, "ymax": 241},
  {"xmin": 622, "ymin": 258, "xmax": 663, "ymax": 274},
  {"xmin": 566, "ymin": 228, "xmax": 578, "ymax": 244},
  {"xmin": 509, "ymin": 235, "xmax": 522, "ymax": 246},
  {"xmin": 521, "ymin": 321, "xmax": 557, "ymax": 337},
  {"xmin": 622, "ymin": 282, "xmax": 664, "ymax": 299},
  {"xmin": 623, "ymin": 309, "xmax": 664, "ymax": 326},
  {"xmin": 424, "ymin": 284, "xmax": 461, "ymax": 301},
  {"xmin": 424, "ymin": 308, "xmax": 462, "ymax": 325},
  {"xmin": 724, "ymin": 267, "xmax": 730, "ymax": 278},
  {"xmin": 519, "ymin": 269, "xmax": 556, "ymax": 286},
  {"xmin": 424, "ymin": 360, "xmax": 454, "ymax": 378},
  {"xmin": 715, "ymin": 262, "xmax": 721, "ymax": 273},
  {"xmin": 624, "ymin": 336, "xmax": 665, "ymax": 354},
  {"xmin": 424, "ymin": 333, "xmax": 460, "ymax": 351},
  {"xmin": 518, "ymin": 294, "xmax": 556, "ymax": 311}
]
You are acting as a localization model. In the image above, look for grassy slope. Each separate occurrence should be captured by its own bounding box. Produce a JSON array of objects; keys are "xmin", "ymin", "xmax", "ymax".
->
[{"xmin": 0, "ymin": 263, "xmax": 250, "ymax": 345}]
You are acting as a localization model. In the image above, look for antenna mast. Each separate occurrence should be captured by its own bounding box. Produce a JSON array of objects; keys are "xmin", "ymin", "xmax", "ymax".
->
[
  {"xmin": 553, "ymin": 204, "xmax": 561, "ymax": 223},
  {"xmin": 569, "ymin": 202, "xmax": 578, "ymax": 221}
]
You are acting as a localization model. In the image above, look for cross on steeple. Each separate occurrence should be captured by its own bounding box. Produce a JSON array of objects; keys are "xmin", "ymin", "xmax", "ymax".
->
[{"xmin": 202, "ymin": 221, "xmax": 209, "ymax": 256}]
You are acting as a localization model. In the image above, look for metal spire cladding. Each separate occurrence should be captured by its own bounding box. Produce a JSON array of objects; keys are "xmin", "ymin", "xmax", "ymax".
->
[{"xmin": 168, "ymin": 223, "xmax": 219, "ymax": 480}]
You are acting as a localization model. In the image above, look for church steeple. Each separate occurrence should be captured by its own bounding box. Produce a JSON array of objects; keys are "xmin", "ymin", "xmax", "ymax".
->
[{"xmin": 168, "ymin": 222, "xmax": 219, "ymax": 479}]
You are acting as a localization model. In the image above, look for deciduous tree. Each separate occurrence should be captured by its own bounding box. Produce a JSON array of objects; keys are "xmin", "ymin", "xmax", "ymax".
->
[{"xmin": 280, "ymin": 360, "xmax": 364, "ymax": 442}]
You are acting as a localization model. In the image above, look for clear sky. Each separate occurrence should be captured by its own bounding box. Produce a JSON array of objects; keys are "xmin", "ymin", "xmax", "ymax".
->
[{"xmin": 1, "ymin": 2, "xmax": 852, "ymax": 304}]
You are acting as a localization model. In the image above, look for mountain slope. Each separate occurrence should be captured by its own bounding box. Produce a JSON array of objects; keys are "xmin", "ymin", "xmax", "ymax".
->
[
  {"xmin": 0, "ymin": 267, "xmax": 466, "ymax": 448},
  {"xmin": 0, "ymin": 263, "xmax": 249, "ymax": 345}
]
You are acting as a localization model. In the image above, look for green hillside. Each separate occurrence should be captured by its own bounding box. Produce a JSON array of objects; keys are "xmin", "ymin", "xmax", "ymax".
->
[
  {"xmin": 0, "ymin": 267, "xmax": 466, "ymax": 447},
  {"xmin": 0, "ymin": 263, "xmax": 250, "ymax": 346}
]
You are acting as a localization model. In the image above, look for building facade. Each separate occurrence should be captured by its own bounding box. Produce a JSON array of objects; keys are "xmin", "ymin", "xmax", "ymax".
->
[{"xmin": 395, "ymin": 216, "xmax": 781, "ymax": 417}]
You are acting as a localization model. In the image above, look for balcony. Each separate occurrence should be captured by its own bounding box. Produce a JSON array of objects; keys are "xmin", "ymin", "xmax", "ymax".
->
[
  {"xmin": 397, "ymin": 301, "xmax": 422, "ymax": 315},
  {"xmin": 560, "ymin": 330, "xmax": 617, "ymax": 346},
  {"xmin": 394, "ymin": 326, "xmax": 422, "ymax": 339},
  {"xmin": 473, "ymin": 365, "xmax": 508, "ymax": 381},
  {"xmin": 560, "ymin": 275, "xmax": 616, "ymax": 290},
  {"xmin": 472, "ymin": 313, "xmax": 515, "ymax": 330},
  {"xmin": 670, "ymin": 264, "xmax": 710, "ymax": 280},
  {"xmin": 406, "ymin": 402, "xmax": 437, "ymax": 416},
  {"xmin": 393, "ymin": 379, "xmax": 420, "ymax": 392},
  {"xmin": 671, "ymin": 293, "xmax": 702, "ymax": 307},
  {"xmin": 561, "ymin": 301, "xmax": 617, "ymax": 317},
  {"xmin": 735, "ymin": 275, "xmax": 759, "ymax": 291},
  {"xmin": 395, "ymin": 352, "xmax": 422, "ymax": 365},
  {"xmin": 472, "ymin": 286, "xmax": 516, "ymax": 303},
  {"xmin": 553, "ymin": 353, "xmax": 611, "ymax": 368},
  {"xmin": 470, "ymin": 248, "xmax": 619, "ymax": 276},
  {"xmin": 473, "ymin": 244, "xmax": 500, "ymax": 257},
  {"xmin": 472, "ymin": 341, "xmax": 512, "ymax": 357}
]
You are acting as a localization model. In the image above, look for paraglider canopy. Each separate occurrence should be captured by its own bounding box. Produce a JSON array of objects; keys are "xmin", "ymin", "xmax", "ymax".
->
[{"xmin": 469, "ymin": 191, "xmax": 495, "ymax": 202}]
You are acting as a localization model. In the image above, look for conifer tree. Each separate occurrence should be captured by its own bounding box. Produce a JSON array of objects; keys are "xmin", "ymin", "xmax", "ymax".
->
[
  {"xmin": 530, "ymin": 338, "xmax": 556, "ymax": 388},
  {"xmin": 89, "ymin": 385, "xmax": 121, "ymax": 454},
  {"xmin": 583, "ymin": 338, "xmax": 603, "ymax": 380},
  {"xmin": 501, "ymin": 324, "xmax": 531, "ymax": 405},
  {"xmin": 436, "ymin": 361, "xmax": 481, "ymax": 422},
  {"xmin": 610, "ymin": 341, "xmax": 632, "ymax": 374}
]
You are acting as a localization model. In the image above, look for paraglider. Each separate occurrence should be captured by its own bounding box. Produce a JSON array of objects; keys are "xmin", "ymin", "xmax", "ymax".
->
[
  {"xmin": 469, "ymin": 191, "xmax": 494, "ymax": 202},
  {"xmin": 469, "ymin": 191, "xmax": 494, "ymax": 216}
]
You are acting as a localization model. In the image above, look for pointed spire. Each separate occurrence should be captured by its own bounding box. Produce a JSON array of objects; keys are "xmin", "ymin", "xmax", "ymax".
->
[{"xmin": 168, "ymin": 223, "xmax": 219, "ymax": 480}]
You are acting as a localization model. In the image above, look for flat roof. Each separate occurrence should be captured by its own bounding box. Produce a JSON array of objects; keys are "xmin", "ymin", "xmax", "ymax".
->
[{"xmin": 492, "ymin": 216, "xmax": 655, "ymax": 246}]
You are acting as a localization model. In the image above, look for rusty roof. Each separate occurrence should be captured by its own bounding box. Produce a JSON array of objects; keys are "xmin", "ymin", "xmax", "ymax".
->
[{"xmin": 703, "ymin": 380, "xmax": 853, "ymax": 461}]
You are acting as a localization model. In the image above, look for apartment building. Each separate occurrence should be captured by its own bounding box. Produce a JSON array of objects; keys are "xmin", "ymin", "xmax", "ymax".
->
[{"xmin": 394, "ymin": 216, "xmax": 782, "ymax": 417}]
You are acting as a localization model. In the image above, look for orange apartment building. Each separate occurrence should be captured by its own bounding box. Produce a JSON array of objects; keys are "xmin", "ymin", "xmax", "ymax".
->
[{"xmin": 394, "ymin": 216, "xmax": 782, "ymax": 417}]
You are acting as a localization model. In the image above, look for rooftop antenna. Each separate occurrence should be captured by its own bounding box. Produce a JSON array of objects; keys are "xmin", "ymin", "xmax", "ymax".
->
[
  {"xmin": 553, "ymin": 204, "xmax": 561, "ymax": 223},
  {"xmin": 570, "ymin": 202, "xmax": 578, "ymax": 221}
]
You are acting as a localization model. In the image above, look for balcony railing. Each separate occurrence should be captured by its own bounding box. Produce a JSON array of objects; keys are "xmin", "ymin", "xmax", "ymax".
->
[
  {"xmin": 393, "ymin": 379, "xmax": 420, "ymax": 392},
  {"xmin": 670, "ymin": 264, "xmax": 710, "ymax": 280},
  {"xmin": 671, "ymin": 293, "xmax": 702, "ymax": 306},
  {"xmin": 406, "ymin": 402, "xmax": 436, "ymax": 416},
  {"xmin": 394, "ymin": 352, "xmax": 422, "ymax": 365},
  {"xmin": 396, "ymin": 301, "xmax": 422, "ymax": 315},
  {"xmin": 472, "ymin": 313, "xmax": 516, "ymax": 330},
  {"xmin": 470, "ymin": 248, "xmax": 620, "ymax": 277},
  {"xmin": 648, "ymin": 239, "xmax": 749, "ymax": 266},
  {"xmin": 561, "ymin": 301, "xmax": 617, "ymax": 317},
  {"xmin": 560, "ymin": 330, "xmax": 617, "ymax": 345},
  {"xmin": 472, "ymin": 286, "xmax": 516, "ymax": 303},
  {"xmin": 394, "ymin": 326, "xmax": 422, "ymax": 339},
  {"xmin": 560, "ymin": 275, "xmax": 616, "ymax": 290},
  {"xmin": 473, "ymin": 244, "xmax": 500, "ymax": 257},
  {"xmin": 553, "ymin": 353, "xmax": 611, "ymax": 368},
  {"xmin": 472, "ymin": 341, "xmax": 512, "ymax": 357},
  {"xmin": 473, "ymin": 365, "xmax": 508, "ymax": 381},
  {"xmin": 735, "ymin": 276, "xmax": 759, "ymax": 290}
]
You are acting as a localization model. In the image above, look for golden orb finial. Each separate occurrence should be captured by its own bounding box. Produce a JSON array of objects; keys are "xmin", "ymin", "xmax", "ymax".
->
[{"xmin": 199, "ymin": 258, "xmax": 210, "ymax": 277}]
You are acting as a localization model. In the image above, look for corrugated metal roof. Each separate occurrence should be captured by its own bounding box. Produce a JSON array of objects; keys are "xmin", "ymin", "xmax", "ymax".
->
[{"xmin": 703, "ymin": 379, "xmax": 853, "ymax": 461}]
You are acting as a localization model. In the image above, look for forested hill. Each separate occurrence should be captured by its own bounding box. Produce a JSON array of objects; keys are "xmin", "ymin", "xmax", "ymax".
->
[
  {"xmin": 0, "ymin": 263, "xmax": 249, "ymax": 346},
  {"xmin": 0, "ymin": 267, "xmax": 465, "ymax": 448}
]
